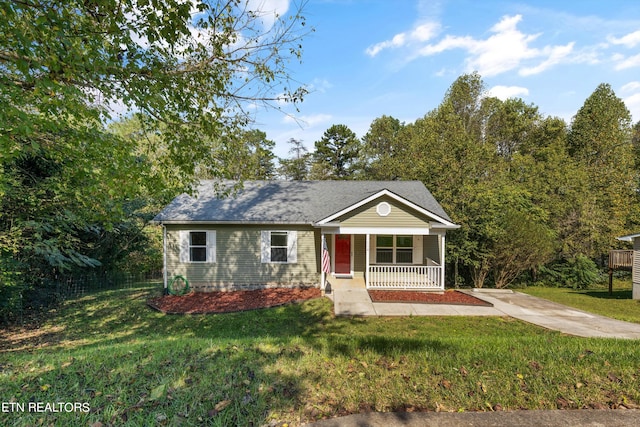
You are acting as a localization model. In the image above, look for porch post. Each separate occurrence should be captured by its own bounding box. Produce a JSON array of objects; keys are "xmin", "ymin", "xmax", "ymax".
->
[
  {"xmin": 321, "ymin": 233, "xmax": 326, "ymax": 291},
  {"xmin": 365, "ymin": 233, "xmax": 370, "ymax": 289},
  {"xmin": 440, "ymin": 233, "xmax": 446, "ymax": 289}
]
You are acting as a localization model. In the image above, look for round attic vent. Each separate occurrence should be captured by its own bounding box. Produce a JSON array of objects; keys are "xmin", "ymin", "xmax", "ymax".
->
[{"xmin": 376, "ymin": 201, "xmax": 391, "ymax": 217}]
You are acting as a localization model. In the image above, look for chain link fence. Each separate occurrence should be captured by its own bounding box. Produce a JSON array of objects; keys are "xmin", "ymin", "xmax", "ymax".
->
[
  {"xmin": 3, "ymin": 271, "xmax": 163, "ymax": 325},
  {"xmin": 50, "ymin": 271, "xmax": 163, "ymax": 300}
]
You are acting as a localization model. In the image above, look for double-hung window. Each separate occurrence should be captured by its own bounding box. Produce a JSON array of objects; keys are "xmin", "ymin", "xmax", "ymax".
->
[
  {"xmin": 261, "ymin": 231, "xmax": 297, "ymax": 264},
  {"xmin": 395, "ymin": 236, "xmax": 413, "ymax": 264},
  {"xmin": 375, "ymin": 235, "xmax": 394, "ymax": 263},
  {"xmin": 270, "ymin": 231, "xmax": 289, "ymax": 262},
  {"xmin": 375, "ymin": 235, "xmax": 413, "ymax": 264},
  {"xmin": 179, "ymin": 231, "xmax": 216, "ymax": 263}
]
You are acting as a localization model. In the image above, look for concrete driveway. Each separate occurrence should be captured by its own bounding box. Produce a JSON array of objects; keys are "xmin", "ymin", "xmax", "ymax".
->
[
  {"xmin": 467, "ymin": 289, "xmax": 640, "ymax": 339},
  {"xmin": 330, "ymin": 283, "xmax": 640, "ymax": 339}
]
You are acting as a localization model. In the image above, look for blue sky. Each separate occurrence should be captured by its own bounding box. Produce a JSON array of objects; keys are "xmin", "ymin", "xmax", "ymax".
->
[{"xmin": 251, "ymin": 0, "xmax": 640, "ymax": 158}]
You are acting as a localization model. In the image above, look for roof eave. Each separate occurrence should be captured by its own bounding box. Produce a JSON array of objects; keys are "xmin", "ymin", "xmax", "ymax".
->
[
  {"xmin": 154, "ymin": 220, "xmax": 313, "ymax": 226},
  {"xmin": 431, "ymin": 223, "xmax": 461, "ymax": 230},
  {"xmin": 617, "ymin": 234, "xmax": 640, "ymax": 242}
]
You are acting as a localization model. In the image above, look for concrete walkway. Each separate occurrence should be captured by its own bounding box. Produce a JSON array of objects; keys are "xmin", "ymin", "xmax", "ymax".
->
[{"xmin": 328, "ymin": 281, "xmax": 640, "ymax": 339}]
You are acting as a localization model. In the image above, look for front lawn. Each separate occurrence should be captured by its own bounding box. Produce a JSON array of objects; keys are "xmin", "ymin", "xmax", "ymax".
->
[{"xmin": 2, "ymin": 283, "xmax": 640, "ymax": 426}]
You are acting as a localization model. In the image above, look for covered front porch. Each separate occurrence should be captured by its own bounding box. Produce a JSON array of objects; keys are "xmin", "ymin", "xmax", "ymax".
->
[
  {"xmin": 320, "ymin": 232, "xmax": 447, "ymax": 290},
  {"xmin": 314, "ymin": 189, "xmax": 459, "ymax": 291}
]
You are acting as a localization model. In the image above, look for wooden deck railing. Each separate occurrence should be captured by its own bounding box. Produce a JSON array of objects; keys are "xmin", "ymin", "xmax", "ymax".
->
[
  {"xmin": 367, "ymin": 265, "xmax": 442, "ymax": 289},
  {"xmin": 609, "ymin": 250, "xmax": 634, "ymax": 270}
]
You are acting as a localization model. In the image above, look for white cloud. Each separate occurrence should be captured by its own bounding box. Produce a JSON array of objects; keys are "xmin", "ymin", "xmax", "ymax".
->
[
  {"xmin": 519, "ymin": 42, "xmax": 575, "ymax": 76},
  {"xmin": 365, "ymin": 22, "xmax": 440, "ymax": 57},
  {"xmin": 486, "ymin": 85, "xmax": 529, "ymax": 100},
  {"xmin": 246, "ymin": 0, "xmax": 290, "ymax": 30},
  {"xmin": 411, "ymin": 23, "xmax": 440, "ymax": 42},
  {"xmin": 608, "ymin": 30, "xmax": 640, "ymax": 48},
  {"xmin": 623, "ymin": 92, "xmax": 640, "ymax": 122},
  {"xmin": 615, "ymin": 53, "xmax": 640, "ymax": 70},
  {"xmin": 365, "ymin": 34, "xmax": 407, "ymax": 57},
  {"xmin": 369, "ymin": 14, "xmax": 575, "ymax": 77},
  {"xmin": 306, "ymin": 78, "xmax": 333, "ymax": 94},
  {"xmin": 464, "ymin": 15, "xmax": 543, "ymax": 76},
  {"xmin": 282, "ymin": 113, "xmax": 332, "ymax": 127},
  {"xmin": 416, "ymin": 34, "xmax": 475, "ymax": 56},
  {"xmin": 620, "ymin": 81, "xmax": 640, "ymax": 121},
  {"xmin": 621, "ymin": 81, "xmax": 640, "ymax": 92}
]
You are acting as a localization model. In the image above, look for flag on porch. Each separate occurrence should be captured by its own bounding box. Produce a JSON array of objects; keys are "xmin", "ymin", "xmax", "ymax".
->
[{"xmin": 321, "ymin": 236, "xmax": 330, "ymax": 274}]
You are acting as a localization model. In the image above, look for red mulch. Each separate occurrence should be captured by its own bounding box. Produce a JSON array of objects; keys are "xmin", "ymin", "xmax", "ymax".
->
[
  {"xmin": 147, "ymin": 287, "xmax": 322, "ymax": 314},
  {"xmin": 368, "ymin": 290, "xmax": 493, "ymax": 306}
]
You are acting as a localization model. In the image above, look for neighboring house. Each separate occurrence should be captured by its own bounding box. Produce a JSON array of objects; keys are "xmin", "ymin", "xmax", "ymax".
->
[
  {"xmin": 153, "ymin": 180, "xmax": 459, "ymax": 293},
  {"xmin": 615, "ymin": 233, "xmax": 640, "ymax": 299}
]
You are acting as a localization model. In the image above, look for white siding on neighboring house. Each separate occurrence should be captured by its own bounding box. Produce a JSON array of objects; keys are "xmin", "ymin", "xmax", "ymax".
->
[{"xmin": 633, "ymin": 249, "xmax": 640, "ymax": 299}]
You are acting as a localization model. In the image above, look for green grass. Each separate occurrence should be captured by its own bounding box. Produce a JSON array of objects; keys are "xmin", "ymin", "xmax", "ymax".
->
[
  {"xmin": 520, "ymin": 279, "xmax": 640, "ymax": 324},
  {"xmin": 2, "ymin": 283, "xmax": 640, "ymax": 426}
]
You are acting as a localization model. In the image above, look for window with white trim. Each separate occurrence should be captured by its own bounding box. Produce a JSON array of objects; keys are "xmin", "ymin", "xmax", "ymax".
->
[
  {"xmin": 270, "ymin": 231, "xmax": 288, "ymax": 262},
  {"xmin": 395, "ymin": 235, "xmax": 413, "ymax": 263},
  {"xmin": 189, "ymin": 231, "xmax": 207, "ymax": 261},
  {"xmin": 375, "ymin": 235, "xmax": 413, "ymax": 264},
  {"xmin": 375, "ymin": 235, "xmax": 393, "ymax": 263},
  {"xmin": 179, "ymin": 230, "xmax": 216, "ymax": 263},
  {"xmin": 261, "ymin": 231, "xmax": 297, "ymax": 264}
]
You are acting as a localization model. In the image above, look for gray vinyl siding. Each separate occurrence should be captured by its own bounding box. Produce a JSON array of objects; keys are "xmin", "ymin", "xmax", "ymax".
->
[
  {"xmin": 166, "ymin": 224, "xmax": 320, "ymax": 291},
  {"xmin": 339, "ymin": 195, "xmax": 432, "ymax": 228}
]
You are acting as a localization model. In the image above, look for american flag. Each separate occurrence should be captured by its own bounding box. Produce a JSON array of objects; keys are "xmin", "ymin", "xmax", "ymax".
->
[{"xmin": 321, "ymin": 236, "xmax": 330, "ymax": 274}]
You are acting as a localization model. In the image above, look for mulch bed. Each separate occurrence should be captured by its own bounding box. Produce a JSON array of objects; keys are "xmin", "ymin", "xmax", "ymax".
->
[
  {"xmin": 147, "ymin": 287, "xmax": 322, "ymax": 314},
  {"xmin": 368, "ymin": 289, "xmax": 493, "ymax": 306}
]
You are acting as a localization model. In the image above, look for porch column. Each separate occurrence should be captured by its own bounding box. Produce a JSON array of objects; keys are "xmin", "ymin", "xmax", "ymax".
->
[
  {"xmin": 320, "ymin": 233, "xmax": 326, "ymax": 291},
  {"xmin": 440, "ymin": 233, "xmax": 446, "ymax": 289},
  {"xmin": 365, "ymin": 233, "xmax": 370, "ymax": 289}
]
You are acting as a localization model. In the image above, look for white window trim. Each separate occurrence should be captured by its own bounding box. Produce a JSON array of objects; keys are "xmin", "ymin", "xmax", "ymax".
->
[
  {"xmin": 373, "ymin": 234, "xmax": 416, "ymax": 265},
  {"xmin": 261, "ymin": 230, "xmax": 298, "ymax": 264},
  {"xmin": 179, "ymin": 230, "xmax": 216, "ymax": 263}
]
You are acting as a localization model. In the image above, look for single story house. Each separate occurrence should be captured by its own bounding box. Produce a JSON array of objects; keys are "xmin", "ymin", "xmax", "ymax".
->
[
  {"xmin": 615, "ymin": 233, "xmax": 640, "ymax": 299},
  {"xmin": 153, "ymin": 180, "xmax": 459, "ymax": 293}
]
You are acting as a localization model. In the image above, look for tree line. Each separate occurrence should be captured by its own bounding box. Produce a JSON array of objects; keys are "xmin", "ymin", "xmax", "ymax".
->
[{"xmin": 276, "ymin": 73, "xmax": 640, "ymax": 289}]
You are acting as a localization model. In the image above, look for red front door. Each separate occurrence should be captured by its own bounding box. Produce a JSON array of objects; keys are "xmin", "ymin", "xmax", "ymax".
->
[{"xmin": 335, "ymin": 234, "xmax": 351, "ymax": 275}]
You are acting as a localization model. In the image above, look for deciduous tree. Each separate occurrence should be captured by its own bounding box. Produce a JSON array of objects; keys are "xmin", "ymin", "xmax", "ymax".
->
[
  {"xmin": 567, "ymin": 83, "xmax": 635, "ymax": 258},
  {"xmin": 359, "ymin": 115, "xmax": 404, "ymax": 179},
  {"xmin": 0, "ymin": 0, "xmax": 310, "ymax": 319}
]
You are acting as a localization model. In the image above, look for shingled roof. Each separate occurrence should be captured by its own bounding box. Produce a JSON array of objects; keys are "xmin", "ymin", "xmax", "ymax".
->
[{"xmin": 153, "ymin": 180, "xmax": 454, "ymax": 225}]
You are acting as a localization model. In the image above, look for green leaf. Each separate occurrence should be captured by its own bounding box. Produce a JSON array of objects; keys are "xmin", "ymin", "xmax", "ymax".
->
[{"xmin": 149, "ymin": 384, "xmax": 166, "ymax": 401}]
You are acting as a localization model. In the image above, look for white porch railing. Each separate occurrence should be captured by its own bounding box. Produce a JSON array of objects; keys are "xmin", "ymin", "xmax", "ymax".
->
[{"xmin": 368, "ymin": 265, "xmax": 442, "ymax": 289}]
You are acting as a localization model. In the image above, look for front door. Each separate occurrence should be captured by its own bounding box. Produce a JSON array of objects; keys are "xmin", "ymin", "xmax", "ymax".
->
[{"xmin": 335, "ymin": 234, "xmax": 351, "ymax": 275}]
